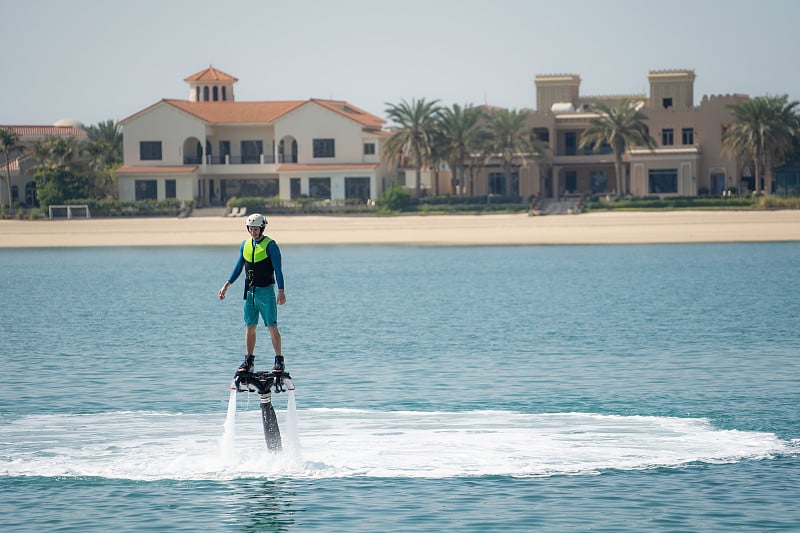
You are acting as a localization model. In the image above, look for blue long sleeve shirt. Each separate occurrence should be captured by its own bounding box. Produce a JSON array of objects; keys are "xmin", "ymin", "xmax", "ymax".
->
[{"xmin": 227, "ymin": 239, "xmax": 285, "ymax": 290}]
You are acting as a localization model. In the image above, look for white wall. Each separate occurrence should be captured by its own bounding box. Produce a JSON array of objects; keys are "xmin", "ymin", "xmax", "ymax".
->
[
  {"xmin": 122, "ymin": 103, "xmax": 207, "ymax": 166},
  {"xmin": 276, "ymin": 103, "xmax": 370, "ymax": 164}
]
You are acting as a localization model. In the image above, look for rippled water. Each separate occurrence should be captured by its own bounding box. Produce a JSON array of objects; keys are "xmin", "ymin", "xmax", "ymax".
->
[{"xmin": 1, "ymin": 243, "xmax": 799, "ymax": 531}]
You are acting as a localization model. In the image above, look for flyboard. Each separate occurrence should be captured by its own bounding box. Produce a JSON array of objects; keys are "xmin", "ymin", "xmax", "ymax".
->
[{"xmin": 232, "ymin": 366, "xmax": 294, "ymax": 452}]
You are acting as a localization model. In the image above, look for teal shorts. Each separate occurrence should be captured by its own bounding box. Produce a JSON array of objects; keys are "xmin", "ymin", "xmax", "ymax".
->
[{"xmin": 244, "ymin": 285, "xmax": 278, "ymax": 327}]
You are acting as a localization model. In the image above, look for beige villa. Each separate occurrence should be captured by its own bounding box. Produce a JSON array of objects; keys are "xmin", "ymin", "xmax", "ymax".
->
[
  {"xmin": 466, "ymin": 69, "xmax": 750, "ymax": 203},
  {"xmin": 118, "ymin": 66, "xmax": 392, "ymax": 206}
]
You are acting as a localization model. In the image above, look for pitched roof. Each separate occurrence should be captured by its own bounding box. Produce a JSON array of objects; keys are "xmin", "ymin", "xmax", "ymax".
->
[
  {"xmin": 0, "ymin": 157, "xmax": 21, "ymax": 172},
  {"xmin": 310, "ymin": 99, "xmax": 385, "ymax": 130},
  {"xmin": 163, "ymin": 99, "xmax": 307, "ymax": 124},
  {"xmin": 150, "ymin": 98, "xmax": 385, "ymax": 129},
  {"xmin": 0, "ymin": 125, "xmax": 87, "ymax": 138},
  {"xmin": 184, "ymin": 66, "xmax": 238, "ymax": 82}
]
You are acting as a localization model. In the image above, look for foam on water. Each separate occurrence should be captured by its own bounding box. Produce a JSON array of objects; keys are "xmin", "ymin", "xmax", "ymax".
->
[{"xmin": 1, "ymin": 407, "xmax": 792, "ymax": 481}]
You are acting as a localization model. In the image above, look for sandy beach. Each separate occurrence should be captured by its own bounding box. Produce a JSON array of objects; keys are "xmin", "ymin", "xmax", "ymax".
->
[{"xmin": 1, "ymin": 210, "xmax": 799, "ymax": 248}]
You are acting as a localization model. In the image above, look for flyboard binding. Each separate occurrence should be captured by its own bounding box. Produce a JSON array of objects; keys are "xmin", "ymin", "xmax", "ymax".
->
[{"xmin": 232, "ymin": 367, "xmax": 294, "ymax": 452}]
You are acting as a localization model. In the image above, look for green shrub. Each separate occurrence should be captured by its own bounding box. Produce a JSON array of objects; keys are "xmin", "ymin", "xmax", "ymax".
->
[{"xmin": 376, "ymin": 183, "xmax": 412, "ymax": 212}]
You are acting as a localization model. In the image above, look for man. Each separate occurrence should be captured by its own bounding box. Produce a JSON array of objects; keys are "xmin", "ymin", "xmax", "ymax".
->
[{"xmin": 218, "ymin": 213, "xmax": 286, "ymax": 380}]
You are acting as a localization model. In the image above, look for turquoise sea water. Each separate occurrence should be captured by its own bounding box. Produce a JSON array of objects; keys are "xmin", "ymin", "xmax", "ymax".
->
[{"xmin": 1, "ymin": 242, "xmax": 799, "ymax": 532}]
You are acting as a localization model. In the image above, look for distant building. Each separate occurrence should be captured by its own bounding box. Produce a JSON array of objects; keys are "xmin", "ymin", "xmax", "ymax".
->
[
  {"xmin": 471, "ymin": 69, "xmax": 750, "ymax": 200},
  {"xmin": 118, "ymin": 66, "xmax": 392, "ymax": 206},
  {"xmin": 0, "ymin": 120, "xmax": 87, "ymax": 207}
]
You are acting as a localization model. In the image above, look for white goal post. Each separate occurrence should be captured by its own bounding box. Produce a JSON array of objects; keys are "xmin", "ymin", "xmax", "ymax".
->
[{"xmin": 48, "ymin": 204, "xmax": 91, "ymax": 219}]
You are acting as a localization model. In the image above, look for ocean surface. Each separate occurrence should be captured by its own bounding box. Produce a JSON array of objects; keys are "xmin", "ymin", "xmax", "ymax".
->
[{"xmin": 1, "ymin": 242, "xmax": 799, "ymax": 532}]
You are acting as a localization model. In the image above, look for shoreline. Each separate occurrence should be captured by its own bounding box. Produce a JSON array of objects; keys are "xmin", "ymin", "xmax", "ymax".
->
[{"xmin": 1, "ymin": 210, "xmax": 799, "ymax": 248}]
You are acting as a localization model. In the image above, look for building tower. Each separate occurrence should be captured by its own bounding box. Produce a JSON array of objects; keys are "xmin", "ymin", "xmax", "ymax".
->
[
  {"xmin": 184, "ymin": 66, "xmax": 238, "ymax": 103},
  {"xmin": 648, "ymin": 69, "xmax": 695, "ymax": 110}
]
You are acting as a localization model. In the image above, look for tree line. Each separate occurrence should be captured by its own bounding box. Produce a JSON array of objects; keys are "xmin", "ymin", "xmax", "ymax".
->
[{"xmin": 0, "ymin": 119, "xmax": 122, "ymax": 210}]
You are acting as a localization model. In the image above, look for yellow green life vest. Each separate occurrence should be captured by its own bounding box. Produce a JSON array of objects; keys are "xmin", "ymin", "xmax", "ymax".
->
[{"xmin": 243, "ymin": 236, "xmax": 275, "ymax": 290}]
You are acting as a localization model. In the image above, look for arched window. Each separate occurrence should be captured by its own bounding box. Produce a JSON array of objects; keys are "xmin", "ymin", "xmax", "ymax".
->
[
  {"xmin": 213, "ymin": 86, "xmax": 219, "ymax": 101},
  {"xmin": 203, "ymin": 86, "xmax": 209, "ymax": 101},
  {"xmin": 195, "ymin": 87, "xmax": 200, "ymax": 102},
  {"xmin": 222, "ymin": 87, "xmax": 227, "ymax": 101}
]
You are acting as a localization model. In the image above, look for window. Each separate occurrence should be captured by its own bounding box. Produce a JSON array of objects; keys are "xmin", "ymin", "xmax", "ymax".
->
[
  {"xmin": 290, "ymin": 178, "xmax": 301, "ymax": 199},
  {"xmin": 165, "ymin": 179, "xmax": 176, "ymax": 198},
  {"xmin": 662, "ymin": 97, "xmax": 673, "ymax": 109},
  {"xmin": 309, "ymin": 177, "xmax": 331, "ymax": 199},
  {"xmin": 682, "ymin": 128, "xmax": 695, "ymax": 145},
  {"xmin": 363, "ymin": 142, "xmax": 376, "ymax": 155},
  {"xmin": 222, "ymin": 87, "xmax": 227, "ymax": 101},
  {"xmin": 213, "ymin": 86, "xmax": 219, "ymax": 101},
  {"xmin": 140, "ymin": 141, "xmax": 162, "ymax": 161},
  {"xmin": 590, "ymin": 170, "xmax": 608, "ymax": 194},
  {"xmin": 649, "ymin": 169, "xmax": 678, "ymax": 194},
  {"xmin": 313, "ymin": 138, "xmax": 335, "ymax": 158},
  {"xmin": 240, "ymin": 140, "xmax": 263, "ymax": 164},
  {"xmin": 661, "ymin": 129, "xmax": 674, "ymax": 146},
  {"xmin": 135, "ymin": 179, "xmax": 158, "ymax": 200},
  {"xmin": 345, "ymin": 177, "xmax": 371, "ymax": 202},
  {"xmin": 710, "ymin": 173, "xmax": 725, "ymax": 195},
  {"xmin": 564, "ymin": 132, "xmax": 577, "ymax": 155},
  {"xmin": 488, "ymin": 172, "xmax": 506, "ymax": 195},
  {"xmin": 565, "ymin": 171, "xmax": 577, "ymax": 193}
]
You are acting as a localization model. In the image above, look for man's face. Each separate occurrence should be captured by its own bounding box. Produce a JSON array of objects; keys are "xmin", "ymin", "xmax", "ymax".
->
[{"xmin": 247, "ymin": 225, "xmax": 262, "ymax": 237}]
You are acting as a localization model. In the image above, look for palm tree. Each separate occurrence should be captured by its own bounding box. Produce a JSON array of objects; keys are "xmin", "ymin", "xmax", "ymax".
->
[
  {"xmin": 579, "ymin": 99, "xmax": 656, "ymax": 197},
  {"xmin": 383, "ymin": 98, "xmax": 442, "ymax": 197},
  {"xmin": 722, "ymin": 95, "xmax": 799, "ymax": 194},
  {"xmin": 84, "ymin": 119, "xmax": 123, "ymax": 170},
  {"xmin": 482, "ymin": 108, "xmax": 533, "ymax": 196},
  {"xmin": 438, "ymin": 104, "xmax": 482, "ymax": 196},
  {"xmin": 428, "ymin": 126, "xmax": 448, "ymax": 197},
  {"xmin": 0, "ymin": 128, "xmax": 22, "ymax": 207}
]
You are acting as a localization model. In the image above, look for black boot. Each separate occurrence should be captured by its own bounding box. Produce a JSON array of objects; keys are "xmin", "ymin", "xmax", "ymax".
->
[
  {"xmin": 238, "ymin": 355, "xmax": 255, "ymax": 373},
  {"xmin": 234, "ymin": 355, "xmax": 256, "ymax": 392},
  {"xmin": 272, "ymin": 355, "xmax": 285, "ymax": 373}
]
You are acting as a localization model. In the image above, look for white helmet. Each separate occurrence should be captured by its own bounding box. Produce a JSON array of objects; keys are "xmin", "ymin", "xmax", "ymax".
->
[{"xmin": 245, "ymin": 213, "xmax": 266, "ymax": 229}]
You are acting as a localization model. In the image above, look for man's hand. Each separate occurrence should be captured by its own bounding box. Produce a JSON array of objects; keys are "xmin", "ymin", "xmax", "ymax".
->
[
  {"xmin": 218, "ymin": 282, "xmax": 230, "ymax": 300},
  {"xmin": 277, "ymin": 289, "xmax": 286, "ymax": 305}
]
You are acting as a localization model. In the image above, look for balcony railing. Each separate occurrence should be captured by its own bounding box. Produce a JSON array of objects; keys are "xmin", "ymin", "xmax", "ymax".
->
[
  {"xmin": 554, "ymin": 146, "xmax": 614, "ymax": 157},
  {"xmin": 186, "ymin": 154, "xmax": 277, "ymax": 165}
]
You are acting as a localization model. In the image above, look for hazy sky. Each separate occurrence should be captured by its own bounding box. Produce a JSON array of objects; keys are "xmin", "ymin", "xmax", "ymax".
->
[{"xmin": 3, "ymin": 0, "xmax": 799, "ymax": 127}]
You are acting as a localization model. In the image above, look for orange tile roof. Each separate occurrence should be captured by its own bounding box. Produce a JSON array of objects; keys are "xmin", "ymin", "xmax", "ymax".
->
[
  {"xmin": 156, "ymin": 99, "xmax": 385, "ymax": 129},
  {"xmin": 310, "ymin": 99, "xmax": 385, "ymax": 129},
  {"xmin": 184, "ymin": 66, "xmax": 238, "ymax": 82},
  {"xmin": 278, "ymin": 163, "xmax": 379, "ymax": 172},
  {"xmin": 117, "ymin": 165, "xmax": 198, "ymax": 174},
  {"xmin": 163, "ymin": 99, "xmax": 307, "ymax": 124},
  {"xmin": 0, "ymin": 125, "xmax": 87, "ymax": 137},
  {"xmin": 0, "ymin": 157, "xmax": 21, "ymax": 172}
]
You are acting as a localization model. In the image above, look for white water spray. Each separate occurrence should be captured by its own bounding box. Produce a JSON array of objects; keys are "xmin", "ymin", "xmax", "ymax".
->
[
  {"xmin": 219, "ymin": 388, "xmax": 238, "ymax": 465},
  {"xmin": 283, "ymin": 388, "xmax": 302, "ymax": 459}
]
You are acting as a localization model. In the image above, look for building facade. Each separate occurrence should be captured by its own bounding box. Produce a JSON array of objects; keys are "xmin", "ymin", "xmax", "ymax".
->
[
  {"xmin": 471, "ymin": 69, "xmax": 750, "ymax": 200},
  {"xmin": 0, "ymin": 121, "xmax": 87, "ymax": 207},
  {"xmin": 118, "ymin": 66, "xmax": 392, "ymax": 206}
]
